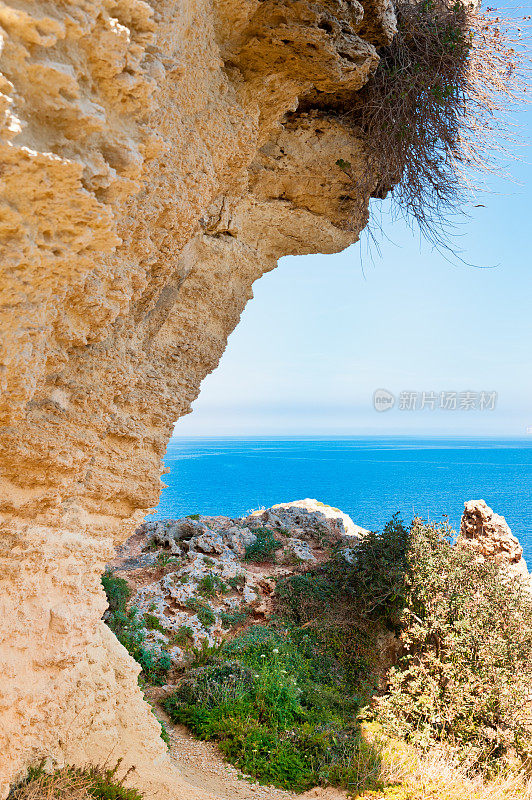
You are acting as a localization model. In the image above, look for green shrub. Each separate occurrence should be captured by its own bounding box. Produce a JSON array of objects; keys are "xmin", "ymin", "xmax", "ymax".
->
[
  {"xmin": 197, "ymin": 574, "xmax": 228, "ymax": 598},
  {"xmin": 102, "ymin": 571, "xmax": 170, "ymax": 684},
  {"xmin": 185, "ymin": 597, "xmax": 216, "ymax": 628},
  {"xmin": 333, "ymin": 514, "xmax": 411, "ymax": 626},
  {"xmin": 220, "ymin": 609, "xmax": 248, "ymax": 629},
  {"xmin": 244, "ymin": 528, "xmax": 283, "ymax": 563},
  {"xmin": 227, "ymin": 574, "xmax": 246, "ymax": 591},
  {"xmin": 276, "ymin": 515, "xmax": 410, "ymax": 629},
  {"xmin": 101, "ymin": 570, "xmax": 130, "ymax": 613},
  {"xmin": 275, "ymin": 572, "xmax": 339, "ymax": 624},
  {"xmin": 104, "ymin": 607, "xmax": 171, "ymax": 686},
  {"xmin": 190, "ymin": 640, "xmax": 224, "ymax": 666},
  {"xmin": 374, "ymin": 519, "xmax": 532, "ymax": 770},
  {"xmin": 143, "ymin": 613, "xmax": 166, "ymax": 634},
  {"xmin": 136, "ymin": 647, "xmax": 172, "ymax": 686},
  {"xmin": 163, "ymin": 624, "xmax": 380, "ymax": 792},
  {"xmin": 170, "ymin": 625, "xmax": 194, "ymax": 647},
  {"xmin": 156, "ymin": 552, "xmax": 178, "ymax": 568}
]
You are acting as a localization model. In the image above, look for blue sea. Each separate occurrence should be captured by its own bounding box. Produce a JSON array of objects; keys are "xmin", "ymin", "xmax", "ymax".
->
[{"xmin": 150, "ymin": 437, "xmax": 532, "ymax": 566}]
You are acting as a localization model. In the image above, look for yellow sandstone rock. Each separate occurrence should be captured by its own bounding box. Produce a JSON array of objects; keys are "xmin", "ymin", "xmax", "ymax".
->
[{"xmin": 0, "ymin": 0, "xmax": 395, "ymax": 795}]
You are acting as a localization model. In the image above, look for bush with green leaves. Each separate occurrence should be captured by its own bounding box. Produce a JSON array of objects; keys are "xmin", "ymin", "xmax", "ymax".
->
[
  {"xmin": 164, "ymin": 624, "xmax": 382, "ymax": 792},
  {"xmin": 374, "ymin": 519, "xmax": 532, "ymax": 770},
  {"xmin": 227, "ymin": 574, "xmax": 246, "ymax": 591},
  {"xmin": 105, "ymin": 607, "xmax": 172, "ymax": 685},
  {"xmin": 244, "ymin": 528, "xmax": 283, "ymax": 563},
  {"xmin": 197, "ymin": 574, "xmax": 228, "ymax": 598},
  {"xmin": 276, "ymin": 514, "xmax": 410, "ymax": 628},
  {"xmin": 170, "ymin": 625, "xmax": 194, "ymax": 648},
  {"xmin": 101, "ymin": 571, "xmax": 171, "ymax": 686},
  {"xmin": 220, "ymin": 609, "xmax": 248, "ymax": 629},
  {"xmin": 184, "ymin": 597, "xmax": 216, "ymax": 627},
  {"xmin": 143, "ymin": 613, "xmax": 166, "ymax": 634},
  {"xmin": 101, "ymin": 570, "xmax": 131, "ymax": 613}
]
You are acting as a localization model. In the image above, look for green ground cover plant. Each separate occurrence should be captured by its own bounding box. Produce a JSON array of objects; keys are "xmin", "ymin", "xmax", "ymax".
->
[
  {"xmin": 101, "ymin": 572, "xmax": 171, "ymax": 686},
  {"xmin": 184, "ymin": 597, "xmax": 216, "ymax": 627},
  {"xmin": 164, "ymin": 624, "xmax": 382, "ymax": 792},
  {"xmin": 169, "ymin": 625, "xmax": 195, "ymax": 648},
  {"xmin": 220, "ymin": 609, "xmax": 249, "ymax": 629},
  {"xmin": 101, "ymin": 570, "xmax": 131, "ymax": 613},
  {"xmin": 244, "ymin": 528, "xmax": 283, "ymax": 563},
  {"xmin": 197, "ymin": 574, "xmax": 228, "ymax": 598},
  {"xmin": 143, "ymin": 613, "xmax": 167, "ymax": 634}
]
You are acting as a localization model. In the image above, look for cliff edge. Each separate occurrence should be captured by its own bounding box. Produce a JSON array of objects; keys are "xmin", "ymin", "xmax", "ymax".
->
[{"xmin": 0, "ymin": 0, "xmax": 396, "ymax": 796}]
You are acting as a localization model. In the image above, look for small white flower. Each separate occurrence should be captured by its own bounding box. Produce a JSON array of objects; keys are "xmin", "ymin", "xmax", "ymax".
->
[
  {"xmin": 260, "ymin": 654, "xmax": 266, "ymax": 658},
  {"xmin": 272, "ymin": 648, "xmax": 279, "ymax": 654}
]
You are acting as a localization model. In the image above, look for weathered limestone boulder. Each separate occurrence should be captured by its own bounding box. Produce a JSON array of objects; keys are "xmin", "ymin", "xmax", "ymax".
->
[
  {"xmin": 250, "ymin": 497, "xmax": 369, "ymax": 540},
  {"xmin": 0, "ymin": 0, "xmax": 393, "ymax": 795},
  {"xmin": 457, "ymin": 499, "xmax": 530, "ymax": 581}
]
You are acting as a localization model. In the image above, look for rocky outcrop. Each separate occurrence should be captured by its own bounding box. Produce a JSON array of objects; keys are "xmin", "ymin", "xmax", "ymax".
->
[
  {"xmin": 457, "ymin": 500, "xmax": 530, "ymax": 581},
  {"xmin": 111, "ymin": 499, "xmax": 365, "ymax": 664},
  {"xmin": 0, "ymin": 1, "xmax": 395, "ymax": 796}
]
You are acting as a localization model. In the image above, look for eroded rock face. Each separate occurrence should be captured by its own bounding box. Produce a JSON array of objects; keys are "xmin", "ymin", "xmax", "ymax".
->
[
  {"xmin": 457, "ymin": 499, "xmax": 530, "ymax": 581},
  {"xmin": 0, "ymin": 1, "xmax": 393, "ymax": 796},
  {"xmin": 110, "ymin": 499, "xmax": 365, "ymax": 663}
]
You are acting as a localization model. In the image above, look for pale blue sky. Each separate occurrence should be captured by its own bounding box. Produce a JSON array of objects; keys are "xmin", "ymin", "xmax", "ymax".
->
[{"xmin": 175, "ymin": 108, "xmax": 532, "ymax": 437}]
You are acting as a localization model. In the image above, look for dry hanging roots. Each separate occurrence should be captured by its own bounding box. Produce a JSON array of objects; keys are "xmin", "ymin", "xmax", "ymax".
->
[{"xmin": 341, "ymin": 0, "xmax": 531, "ymax": 252}]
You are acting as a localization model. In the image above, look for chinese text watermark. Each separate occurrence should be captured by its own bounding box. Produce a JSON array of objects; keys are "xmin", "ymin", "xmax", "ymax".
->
[{"xmin": 373, "ymin": 389, "xmax": 498, "ymax": 412}]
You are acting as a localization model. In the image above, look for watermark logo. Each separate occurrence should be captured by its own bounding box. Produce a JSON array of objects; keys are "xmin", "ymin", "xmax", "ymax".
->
[
  {"xmin": 373, "ymin": 389, "xmax": 396, "ymax": 412},
  {"xmin": 373, "ymin": 390, "xmax": 497, "ymax": 412}
]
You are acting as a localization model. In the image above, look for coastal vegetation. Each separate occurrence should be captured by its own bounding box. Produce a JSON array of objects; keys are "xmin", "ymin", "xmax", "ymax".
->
[
  {"xmin": 244, "ymin": 527, "xmax": 284, "ymax": 562},
  {"xmin": 161, "ymin": 517, "xmax": 532, "ymax": 793}
]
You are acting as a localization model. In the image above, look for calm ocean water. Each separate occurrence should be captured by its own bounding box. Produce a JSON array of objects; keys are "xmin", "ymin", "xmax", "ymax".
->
[{"xmin": 150, "ymin": 437, "xmax": 532, "ymax": 566}]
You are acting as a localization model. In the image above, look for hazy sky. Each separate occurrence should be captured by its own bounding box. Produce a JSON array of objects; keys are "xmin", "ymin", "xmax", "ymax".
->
[{"xmin": 175, "ymin": 108, "xmax": 532, "ymax": 438}]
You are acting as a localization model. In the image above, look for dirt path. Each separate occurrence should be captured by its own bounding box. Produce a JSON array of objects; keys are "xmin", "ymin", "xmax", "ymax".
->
[{"xmin": 162, "ymin": 712, "xmax": 348, "ymax": 800}]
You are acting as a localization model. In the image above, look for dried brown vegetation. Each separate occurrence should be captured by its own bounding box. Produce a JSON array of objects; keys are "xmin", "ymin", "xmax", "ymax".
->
[
  {"xmin": 8, "ymin": 771, "xmax": 91, "ymax": 800},
  {"xmin": 8, "ymin": 763, "xmax": 142, "ymax": 800},
  {"xmin": 341, "ymin": 0, "xmax": 531, "ymax": 251}
]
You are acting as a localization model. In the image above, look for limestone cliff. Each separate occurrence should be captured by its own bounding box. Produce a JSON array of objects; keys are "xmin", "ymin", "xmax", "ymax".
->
[
  {"xmin": 0, "ymin": 1, "xmax": 396, "ymax": 796},
  {"xmin": 458, "ymin": 499, "xmax": 530, "ymax": 581}
]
